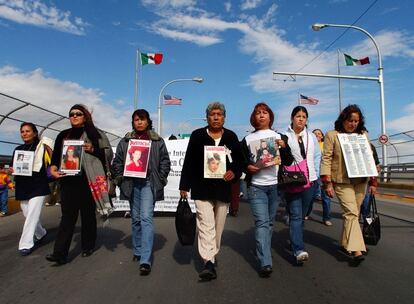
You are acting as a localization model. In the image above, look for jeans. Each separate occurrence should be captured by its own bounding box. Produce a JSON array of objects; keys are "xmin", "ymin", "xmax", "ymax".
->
[
  {"xmin": 0, "ymin": 188, "xmax": 8, "ymax": 213},
  {"xmin": 321, "ymin": 185, "xmax": 332, "ymax": 221},
  {"xmin": 130, "ymin": 179, "xmax": 154, "ymax": 265},
  {"xmin": 285, "ymin": 182, "xmax": 317, "ymax": 256},
  {"xmin": 248, "ymin": 184, "xmax": 280, "ymax": 267},
  {"xmin": 360, "ymin": 191, "xmax": 370, "ymax": 219}
]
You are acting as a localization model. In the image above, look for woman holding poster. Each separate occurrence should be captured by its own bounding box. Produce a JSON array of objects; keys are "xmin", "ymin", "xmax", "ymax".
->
[
  {"xmin": 321, "ymin": 104, "xmax": 377, "ymax": 262},
  {"xmin": 12, "ymin": 122, "xmax": 52, "ymax": 256},
  {"xmin": 240, "ymin": 103, "xmax": 294, "ymax": 277},
  {"xmin": 112, "ymin": 109, "xmax": 170, "ymax": 275},
  {"xmin": 46, "ymin": 104, "xmax": 113, "ymax": 265}
]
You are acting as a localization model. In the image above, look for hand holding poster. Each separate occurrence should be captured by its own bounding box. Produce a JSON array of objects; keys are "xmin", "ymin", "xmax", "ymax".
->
[
  {"xmin": 248, "ymin": 137, "xmax": 280, "ymax": 168},
  {"xmin": 12, "ymin": 150, "xmax": 34, "ymax": 176},
  {"xmin": 337, "ymin": 133, "xmax": 378, "ymax": 178},
  {"xmin": 124, "ymin": 139, "xmax": 151, "ymax": 178},
  {"xmin": 60, "ymin": 140, "xmax": 84, "ymax": 175},
  {"xmin": 204, "ymin": 146, "xmax": 226, "ymax": 179}
]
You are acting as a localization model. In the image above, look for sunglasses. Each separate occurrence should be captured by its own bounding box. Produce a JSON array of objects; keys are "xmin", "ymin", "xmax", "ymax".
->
[{"xmin": 69, "ymin": 112, "xmax": 84, "ymax": 118}]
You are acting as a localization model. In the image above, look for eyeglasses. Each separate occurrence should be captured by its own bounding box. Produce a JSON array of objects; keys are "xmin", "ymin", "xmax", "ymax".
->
[{"xmin": 69, "ymin": 112, "xmax": 84, "ymax": 118}]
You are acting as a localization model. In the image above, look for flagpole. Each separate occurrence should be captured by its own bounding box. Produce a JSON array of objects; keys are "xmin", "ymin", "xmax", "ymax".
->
[
  {"xmin": 134, "ymin": 50, "xmax": 139, "ymax": 110},
  {"xmin": 298, "ymin": 92, "xmax": 300, "ymax": 105},
  {"xmin": 337, "ymin": 49, "xmax": 342, "ymax": 113}
]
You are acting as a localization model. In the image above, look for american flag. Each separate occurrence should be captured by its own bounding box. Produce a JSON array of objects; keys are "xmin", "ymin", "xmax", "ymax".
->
[
  {"xmin": 163, "ymin": 95, "xmax": 182, "ymax": 105},
  {"xmin": 300, "ymin": 94, "xmax": 319, "ymax": 105}
]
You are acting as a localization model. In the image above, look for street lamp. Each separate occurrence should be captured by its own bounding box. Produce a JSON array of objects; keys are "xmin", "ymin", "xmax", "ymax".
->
[
  {"xmin": 312, "ymin": 23, "xmax": 388, "ymax": 168},
  {"xmin": 157, "ymin": 77, "xmax": 203, "ymax": 137}
]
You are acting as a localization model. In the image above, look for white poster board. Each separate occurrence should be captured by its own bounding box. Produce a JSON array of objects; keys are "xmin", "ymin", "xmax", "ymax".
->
[
  {"xmin": 337, "ymin": 133, "xmax": 378, "ymax": 178},
  {"xmin": 204, "ymin": 145, "xmax": 226, "ymax": 178},
  {"xmin": 155, "ymin": 139, "xmax": 195, "ymax": 212},
  {"xmin": 60, "ymin": 140, "xmax": 84, "ymax": 175},
  {"xmin": 12, "ymin": 150, "xmax": 34, "ymax": 176},
  {"xmin": 248, "ymin": 136, "xmax": 281, "ymax": 168},
  {"xmin": 123, "ymin": 139, "xmax": 151, "ymax": 178}
]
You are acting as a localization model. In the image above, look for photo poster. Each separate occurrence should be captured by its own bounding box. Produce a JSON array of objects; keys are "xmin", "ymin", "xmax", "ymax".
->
[
  {"xmin": 123, "ymin": 139, "xmax": 151, "ymax": 178},
  {"xmin": 60, "ymin": 140, "xmax": 84, "ymax": 175},
  {"xmin": 204, "ymin": 145, "xmax": 227, "ymax": 179},
  {"xmin": 155, "ymin": 139, "xmax": 195, "ymax": 212},
  {"xmin": 337, "ymin": 133, "xmax": 378, "ymax": 178},
  {"xmin": 248, "ymin": 136, "xmax": 280, "ymax": 169},
  {"xmin": 12, "ymin": 150, "xmax": 34, "ymax": 176}
]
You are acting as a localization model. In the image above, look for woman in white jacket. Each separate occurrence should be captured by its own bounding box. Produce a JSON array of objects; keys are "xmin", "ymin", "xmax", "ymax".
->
[{"xmin": 283, "ymin": 106, "xmax": 321, "ymax": 264}]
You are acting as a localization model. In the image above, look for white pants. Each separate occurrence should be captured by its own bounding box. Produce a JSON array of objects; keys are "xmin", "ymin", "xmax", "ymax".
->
[
  {"xmin": 195, "ymin": 200, "xmax": 228, "ymax": 264},
  {"xmin": 19, "ymin": 195, "xmax": 47, "ymax": 250}
]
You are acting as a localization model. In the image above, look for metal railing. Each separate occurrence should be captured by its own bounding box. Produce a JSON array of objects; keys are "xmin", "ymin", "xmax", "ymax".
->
[{"xmin": 379, "ymin": 163, "xmax": 414, "ymax": 184}]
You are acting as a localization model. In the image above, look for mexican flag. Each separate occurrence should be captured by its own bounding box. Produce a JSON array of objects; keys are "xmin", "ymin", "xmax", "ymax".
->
[
  {"xmin": 140, "ymin": 53, "xmax": 163, "ymax": 65},
  {"xmin": 344, "ymin": 53, "xmax": 370, "ymax": 66}
]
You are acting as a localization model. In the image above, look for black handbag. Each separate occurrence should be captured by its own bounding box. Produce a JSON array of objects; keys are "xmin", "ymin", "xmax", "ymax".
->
[
  {"xmin": 278, "ymin": 161, "xmax": 308, "ymax": 187},
  {"xmin": 175, "ymin": 197, "xmax": 196, "ymax": 246},
  {"xmin": 362, "ymin": 194, "xmax": 381, "ymax": 245}
]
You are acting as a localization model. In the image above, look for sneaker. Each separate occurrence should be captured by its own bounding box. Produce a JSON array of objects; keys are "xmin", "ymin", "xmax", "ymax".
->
[
  {"xmin": 239, "ymin": 192, "xmax": 244, "ymax": 198},
  {"xmin": 140, "ymin": 263, "xmax": 151, "ymax": 275},
  {"xmin": 0, "ymin": 211, "xmax": 6, "ymax": 217},
  {"xmin": 296, "ymin": 251, "xmax": 309, "ymax": 263},
  {"xmin": 324, "ymin": 220, "xmax": 333, "ymax": 226},
  {"xmin": 259, "ymin": 265, "xmax": 272, "ymax": 278},
  {"xmin": 199, "ymin": 261, "xmax": 217, "ymax": 281}
]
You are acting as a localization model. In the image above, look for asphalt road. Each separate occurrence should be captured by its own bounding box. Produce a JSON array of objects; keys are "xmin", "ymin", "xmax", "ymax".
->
[{"xmin": 0, "ymin": 198, "xmax": 413, "ymax": 304}]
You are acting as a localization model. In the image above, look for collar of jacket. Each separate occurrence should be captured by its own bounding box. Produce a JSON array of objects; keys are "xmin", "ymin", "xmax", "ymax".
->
[{"xmin": 123, "ymin": 130, "xmax": 161, "ymax": 141}]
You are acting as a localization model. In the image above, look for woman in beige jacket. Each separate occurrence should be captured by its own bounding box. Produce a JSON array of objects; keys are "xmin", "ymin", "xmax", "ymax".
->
[{"xmin": 320, "ymin": 105, "xmax": 377, "ymax": 261}]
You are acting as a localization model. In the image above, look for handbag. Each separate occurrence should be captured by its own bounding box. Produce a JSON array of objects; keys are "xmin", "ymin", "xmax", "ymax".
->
[
  {"xmin": 279, "ymin": 132, "xmax": 311, "ymax": 193},
  {"xmin": 175, "ymin": 197, "xmax": 196, "ymax": 246},
  {"xmin": 362, "ymin": 194, "xmax": 381, "ymax": 245}
]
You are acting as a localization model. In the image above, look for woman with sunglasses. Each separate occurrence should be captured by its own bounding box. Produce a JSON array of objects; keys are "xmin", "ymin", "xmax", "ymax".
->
[{"xmin": 46, "ymin": 104, "xmax": 113, "ymax": 265}]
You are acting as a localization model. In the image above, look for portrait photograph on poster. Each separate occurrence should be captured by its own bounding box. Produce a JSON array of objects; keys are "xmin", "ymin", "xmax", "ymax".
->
[
  {"xmin": 60, "ymin": 140, "xmax": 84, "ymax": 175},
  {"xmin": 12, "ymin": 150, "xmax": 34, "ymax": 176},
  {"xmin": 204, "ymin": 146, "xmax": 226, "ymax": 179},
  {"xmin": 248, "ymin": 136, "xmax": 280, "ymax": 169},
  {"xmin": 124, "ymin": 139, "xmax": 151, "ymax": 178}
]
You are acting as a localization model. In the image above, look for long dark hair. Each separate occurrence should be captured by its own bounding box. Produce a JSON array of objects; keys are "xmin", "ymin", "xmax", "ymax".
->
[
  {"xmin": 334, "ymin": 104, "xmax": 366, "ymax": 134},
  {"xmin": 131, "ymin": 109, "xmax": 153, "ymax": 131},
  {"xmin": 69, "ymin": 104, "xmax": 101, "ymax": 142},
  {"xmin": 250, "ymin": 102, "xmax": 274, "ymax": 131},
  {"xmin": 290, "ymin": 106, "xmax": 308, "ymax": 128},
  {"xmin": 20, "ymin": 122, "xmax": 40, "ymax": 143}
]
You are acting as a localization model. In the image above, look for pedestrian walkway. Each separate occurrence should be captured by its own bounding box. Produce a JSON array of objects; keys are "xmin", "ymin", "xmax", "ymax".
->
[{"xmin": 0, "ymin": 198, "xmax": 413, "ymax": 304}]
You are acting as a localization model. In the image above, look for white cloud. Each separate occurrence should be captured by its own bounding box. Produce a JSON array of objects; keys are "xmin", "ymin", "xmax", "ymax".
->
[
  {"xmin": 141, "ymin": 0, "xmax": 196, "ymax": 9},
  {"xmin": 156, "ymin": 27, "xmax": 222, "ymax": 46},
  {"xmin": 388, "ymin": 102, "xmax": 414, "ymax": 132},
  {"xmin": 350, "ymin": 30, "xmax": 414, "ymax": 59},
  {"xmin": 224, "ymin": 1, "xmax": 231, "ymax": 13},
  {"xmin": 241, "ymin": 0, "xmax": 263, "ymax": 10},
  {"xmin": 0, "ymin": 66, "xmax": 131, "ymax": 141},
  {"xmin": 0, "ymin": 0, "xmax": 88, "ymax": 35}
]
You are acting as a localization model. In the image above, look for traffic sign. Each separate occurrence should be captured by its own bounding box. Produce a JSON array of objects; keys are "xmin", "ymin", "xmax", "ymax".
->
[{"xmin": 378, "ymin": 134, "xmax": 389, "ymax": 145}]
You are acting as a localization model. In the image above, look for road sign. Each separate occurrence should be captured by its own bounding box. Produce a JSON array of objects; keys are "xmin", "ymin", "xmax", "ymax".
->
[{"xmin": 378, "ymin": 134, "xmax": 389, "ymax": 145}]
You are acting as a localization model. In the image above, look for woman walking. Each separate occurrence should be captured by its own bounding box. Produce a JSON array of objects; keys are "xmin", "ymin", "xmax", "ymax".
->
[
  {"xmin": 241, "ymin": 103, "xmax": 293, "ymax": 276},
  {"xmin": 112, "ymin": 109, "xmax": 170, "ymax": 275},
  {"xmin": 283, "ymin": 106, "xmax": 321, "ymax": 264}
]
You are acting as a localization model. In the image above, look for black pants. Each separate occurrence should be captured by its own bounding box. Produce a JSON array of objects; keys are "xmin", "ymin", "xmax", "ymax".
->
[{"xmin": 53, "ymin": 175, "xmax": 97, "ymax": 257}]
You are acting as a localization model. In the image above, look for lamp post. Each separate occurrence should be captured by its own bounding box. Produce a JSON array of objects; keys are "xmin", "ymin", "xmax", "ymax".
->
[
  {"xmin": 157, "ymin": 77, "xmax": 203, "ymax": 137},
  {"xmin": 312, "ymin": 23, "xmax": 387, "ymax": 168}
]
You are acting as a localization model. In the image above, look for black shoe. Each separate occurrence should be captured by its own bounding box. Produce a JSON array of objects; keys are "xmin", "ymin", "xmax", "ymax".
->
[
  {"xmin": 19, "ymin": 248, "xmax": 33, "ymax": 256},
  {"xmin": 132, "ymin": 255, "xmax": 141, "ymax": 262},
  {"xmin": 140, "ymin": 263, "xmax": 151, "ymax": 275},
  {"xmin": 81, "ymin": 249, "xmax": 94, "ymax": 257},
  {"xmin": 34, "ymin": 231, "xmax": 48, "ymax": 245},
  {"xmin": 45, "ymin": 254, "xmax": 67, "ymax": 265},
  {"xmin": 229, "ymin": 210, "xmax": 238, "ymax": 217},
  {"xmin": 259, "ymin": 265, "xmax": 272, "ymax": 278},
  {"xmin": 199, "ymin": 261, "xmax": 217, "ymax": 281}
]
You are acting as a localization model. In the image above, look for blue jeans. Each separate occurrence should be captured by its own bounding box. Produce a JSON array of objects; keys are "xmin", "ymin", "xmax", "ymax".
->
[
  {"xmin": 321, "ymin": 185, "xmax": 332, "ymax": 221},
  {"xmin": 0, "ymin": 188, "xmax": 8, "ymax": 213},
  {"xmin": 360, "ymin": 191, "xmax": 370, "ymax": 219},
  {"xmin": 130, "ymin": 179, "xmax": 154, "ymax": 265},
  {"xmin": 248, "ymin": 184, "xmax": 280, "ymax": 267},
  {"xmin": 285, "ymin": 182, "xmax": 317, "ymax": 256}
]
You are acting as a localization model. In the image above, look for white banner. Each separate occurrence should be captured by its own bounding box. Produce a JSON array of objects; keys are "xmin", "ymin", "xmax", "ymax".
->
[{"xmin": 155, "ymin": 139, "xmax": 195, "ymax": 212}]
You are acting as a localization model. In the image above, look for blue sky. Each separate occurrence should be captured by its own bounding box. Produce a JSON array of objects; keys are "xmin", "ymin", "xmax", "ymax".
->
[{"xmin": 0, "ymin": 0, "xmax": 413, "ymax": 155}]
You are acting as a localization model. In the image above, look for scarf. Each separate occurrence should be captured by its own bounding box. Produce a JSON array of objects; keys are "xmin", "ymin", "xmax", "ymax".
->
[{"xmin": 82, "ymin": 130, "xmax": 113, "ymax": 216}]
